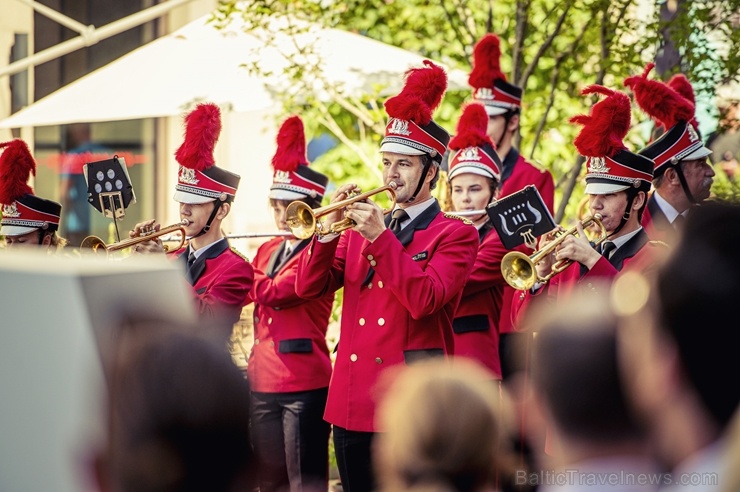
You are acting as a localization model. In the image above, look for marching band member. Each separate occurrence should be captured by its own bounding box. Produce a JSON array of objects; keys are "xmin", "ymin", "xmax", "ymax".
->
[
  {"xmin": 448, "ymin": 101, "xmax": 523, "ymax": 380},
  {"xmin": 512, "ymin": 85, "xmax": 660, "ymax": 319},
  {"xmin": 624, "ymin": 64, "xmax": 714, "ymax": 244},
  {"xmin": 0, "ymin": 139, "xmax": 66, "ymax": 251},
  {"xmin": 247, "ymin": 115, "xmax": 333, "ymax": 492},
  {"xmin": 131, "ymin": 103, "xmax": 253, "ymax": 333},
  {"xmin": 295, "ymin": 60, "xmax": 479, "ymax": 492},
  {"xmin": 467, "ymin": 33, "xmax": 556, "ymax": 368}
]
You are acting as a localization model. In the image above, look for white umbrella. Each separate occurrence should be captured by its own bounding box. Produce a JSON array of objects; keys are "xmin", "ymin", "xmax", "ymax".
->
[{"xmin": 0, "ymin": 13, "xmax": 469, "ymax": 128}]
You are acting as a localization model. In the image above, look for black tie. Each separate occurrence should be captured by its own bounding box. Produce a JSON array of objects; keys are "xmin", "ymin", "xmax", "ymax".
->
[
  {"xmin": 187, "ymin": 251, "xmax": 197, "ymax": 269},
  {"xmin": 600, "ymin": 241, "xmax": 616, "ymax": 259},
  {"xmin": 389, "ymin": 209, "xmax": 409, "ymax": 235},
  {"xmin": 281, "ymin": 242, "xmax": 292, "ymax": 263},
  {"xmin": 673, "ymin": 214, "xmax": 686, "ymax": 231}
]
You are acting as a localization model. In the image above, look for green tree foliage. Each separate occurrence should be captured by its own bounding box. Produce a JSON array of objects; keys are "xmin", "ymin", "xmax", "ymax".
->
[{"xmin": 213, "ymin": 0, "xmax": 740, "ymax": 217}]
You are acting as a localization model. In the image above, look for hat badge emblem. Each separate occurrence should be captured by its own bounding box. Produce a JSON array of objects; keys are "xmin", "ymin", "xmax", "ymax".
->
[
  {"xmin": 459, "ymin": 147, "xmax": 482, "ymax": 162},
  {"xmin": 388, "ymin": 118, "xmax": 412, "ymax": 136},
  {"xmin": 687, "ymin": 124, "xmax": 699, "ymax": 143},
  {"xmin": 2, "ymin": 202, "xmax": 20, "ymax": 218},
  {"xmin": 274, "ymin": 170, "xmax": 292, "ymax": 184},
  {"xmin": 476, "ymin": 87, "xmax": 495, "ymax": 101},
  {"xmin": 588, "ymin": 157, "xmax": 610, "ymax": 174},
  {"xmin": 179, "ymin": 167, "xmax": 199, "ymax": 185}
]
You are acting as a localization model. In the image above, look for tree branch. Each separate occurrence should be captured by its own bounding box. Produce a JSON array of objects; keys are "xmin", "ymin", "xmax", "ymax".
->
[
  {"xmin": 528, "ymin": 23, "xmax": 588, "ymax": 159},
  {"xmin": 518, "ymin": 1, "xmax": 572, "ymax": 87}
]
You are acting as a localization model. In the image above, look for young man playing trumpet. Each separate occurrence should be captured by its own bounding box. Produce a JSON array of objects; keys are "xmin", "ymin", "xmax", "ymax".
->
[
  {"xmin": 295, "ymin": 61, "xmax": 479, "ymax": 492},
  {"xmin": 131, "ymin": 103, "xmax": 253, "ymax": 334},
  {"xmin": 513, "ymin": 86, "xmax": 661, "ymax": 318}
]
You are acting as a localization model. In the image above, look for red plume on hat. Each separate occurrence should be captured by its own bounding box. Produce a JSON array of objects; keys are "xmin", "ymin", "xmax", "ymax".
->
[
  {"xmin": 449, "ymin": 103, "xmax": 494, "ymax": 151},
  {"xmin": 624, "ymin": 63, "xmax": 694, "ymax": 130},
  {"xmin": 570, "ymin": 85, "xmax": 631, "ymax": 158},
  {"xmin": 383, "ymin": 60, "xmax": 447, "ymax": 126},
  {"xmin": 468, "ymin": 33, "xmax": 507, "ymax": 89},
  {"xmin": 667, "ymin": 73, "xmax": 700, "ymax": 131},
  {"xmin": 272, "ymin": 115, "xmax": 308, "ymax": 172},
  {"xmin": 0, "ymin": 139, "xmax": 36, "ymax": 204},
  {"xmin": 175, "ymin": 102, "xmax": 222, "ymax": 171}
]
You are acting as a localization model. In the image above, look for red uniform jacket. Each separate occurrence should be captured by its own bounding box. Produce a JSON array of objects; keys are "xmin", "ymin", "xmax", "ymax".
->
[
  {"xmin": 247, "ymin": 237, "xmax": 334, "ymax": 393},
  {"xmin": 452, "ymin": 222, "xmax": 528, "ymax": 378},
  {"xmin": 170, "ymin": 238, "xmax": 254, "ymax": 330},
  {"xmin": 641, "ymin": 192, "xmax": 681, "ymax": 245},
  {"xmin": 499, "ymin": 148, "xmax": 556, "ymax": 334},
  {"xmin": 295, "ymin": 200, "xmax": 479, "ymax": 432},
  {"xmin": 510, "ymin": 229, "xmax": 665, "ymax": 326}
]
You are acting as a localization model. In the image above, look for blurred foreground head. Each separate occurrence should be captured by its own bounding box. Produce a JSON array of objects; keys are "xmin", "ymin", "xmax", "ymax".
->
[
  {"xmin": 522, "ymin": 287, "xmax": 646, "ymax": 455},
  {"xmin": 615, "ymin": 200, "xmax": 740, "ymax": 470},
  {"xmin": 96, "ymin": 327, "xmax": 253, "ymax": 492},
  {"xmin": 655, "ymin": 200, "xmax": 740, "ymax": 430},
  {"xmin": 374, "ymin": 358, "xmax": 506, "ymax": 492}
]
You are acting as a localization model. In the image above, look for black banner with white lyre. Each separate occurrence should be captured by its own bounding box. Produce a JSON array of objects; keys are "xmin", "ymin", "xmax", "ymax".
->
[{"xmin": 486, "ymin": 185, "xmax": 556, "ymax": 250}]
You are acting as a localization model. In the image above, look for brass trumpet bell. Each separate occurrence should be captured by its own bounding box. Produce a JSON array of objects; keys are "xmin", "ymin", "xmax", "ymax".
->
[
  {"xmin": 80, "ymin": 219, "xmax": 189, "ymax": 254},
  {"xmin": 501, "ymin": 214, "xmax": 607, "ymax": 291},
  {"xmin": 285, "ymin": 182, "xmax": 397, "ymax": 239}
]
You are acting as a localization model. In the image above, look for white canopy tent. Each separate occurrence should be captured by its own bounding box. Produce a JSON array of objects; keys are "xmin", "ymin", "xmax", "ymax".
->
[{"xmin": 0, "ymin": 13, "xmax": 469, "ymax": 128}]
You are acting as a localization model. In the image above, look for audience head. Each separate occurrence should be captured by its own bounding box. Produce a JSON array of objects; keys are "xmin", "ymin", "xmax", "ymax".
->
[
  {"xmin": 522, "ymin": 287, "xmax": 647, "ymax": 461},
  {"xmin": 94, "ymin": 326, "xmax": 254, "ymax": 492},
  {"xmin": 374, "ymin": 358, "xmax": 507, "ymax": 492},
  {"xmin": 614, "ymin": 200, "xmax": 740, "ymax": 472}
]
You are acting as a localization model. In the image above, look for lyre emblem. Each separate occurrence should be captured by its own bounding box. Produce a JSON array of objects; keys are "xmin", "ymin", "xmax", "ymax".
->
[
  {"xmin": 179, "ymin": 167, "xmax": 199, "ymax": 185},
  {"xmin": 2, "ymin": 202, "xmax": 20, "ymax": 218},
  {"xmin": 459, "ymin": 147, "xmax": 482, "ymax": 162},
  {"xmin": 388, "ymin": 118, "xmax": 411, "ymax": 136},
  {"xmin": 588, "ymin": 157, "xmax": 610, "ymax": 174},
  {"xmin": 274, "ymin": 170, "xmax": 292, "ymax": 184}
]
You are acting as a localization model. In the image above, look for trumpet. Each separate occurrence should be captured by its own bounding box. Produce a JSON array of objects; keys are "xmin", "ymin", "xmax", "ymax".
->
[
  {"xmin": 285, "ymin": 182, "xmax": 397, "ymax": 239},
  {"xmin": 80, "ymin": 219, "xmax": 189, "ymax": 254},
  {"xmin": 500, "ymin": 214, "xmax": 607, "ymax": 291}
]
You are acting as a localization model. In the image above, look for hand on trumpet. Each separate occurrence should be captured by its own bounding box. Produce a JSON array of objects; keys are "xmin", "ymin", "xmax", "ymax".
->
[
  {"xmin": 552, "ymin": 221, "xmax": 602, "ymax": 271},
  {"xmin": 129, "ymin": 219, "xmax": 165, "ymax": 254},
  {"xmin": 345, "ymin": 193, "xmax": 386, "ymax": 242},
  {"xmin": 321, "ymin": 184, "xmax": 361, "ymax": 229}
]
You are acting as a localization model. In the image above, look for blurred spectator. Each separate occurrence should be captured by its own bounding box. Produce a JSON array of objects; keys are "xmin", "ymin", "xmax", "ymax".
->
[
  {"xmin": 617, "ymin": 200, "xmax": 740, "ymax": 492},
  {"xmin": 717, "ymin": 151, "xmax": 738, "ymax": 182},
  {"xmin": 521, "ymin": 287, "xmax": 660, "ymax": 492},
  {"xmin": 373, "ymin": 358, "xmax": 514, "ymax": 492},
  {"xmin": 92, "ymin": 325, "xmax": 255, "ymax": 492}
]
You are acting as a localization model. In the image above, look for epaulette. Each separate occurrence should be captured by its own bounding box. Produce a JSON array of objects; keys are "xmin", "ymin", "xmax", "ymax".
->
[
  {"xmin": 230, "ymin": 246, "xmax": 251, "ymax": 262},
  {"xmin": 647, "ymin": 240, "xmax": 670, "ymax": 249},
  {"xmin": 444, "ymin": 212, "xmax": 472, "ymax": 225}
]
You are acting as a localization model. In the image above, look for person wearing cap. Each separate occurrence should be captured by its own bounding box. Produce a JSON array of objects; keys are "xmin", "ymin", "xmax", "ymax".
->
[
  {"xmin": 246, "ymin": 115, "xmax": 334, "ymax": 492},
  {"xmin": 131, "ymin": 103, "xmax": 253, "ymax": 333},
  {"xmin": 514, "ymin": 86, "xmax": 663, "ymax": 316},
  {"xmin": 624, "ymin": 64, "xmax": 715, "ymax": 244},
  {"xmin": 447, "ymin": 101, "xmax": 529, "ymax": 380},
  {"xmin": 0, "ymin": 139, "xmax": 66, "ymax": 252},
  {"xmin": 295, "ymin": 60, "xmax": 479, "ymax": 492},
  {"xmin": 467, "ymin": 33, "xmax": 556, "ymax": 367}
]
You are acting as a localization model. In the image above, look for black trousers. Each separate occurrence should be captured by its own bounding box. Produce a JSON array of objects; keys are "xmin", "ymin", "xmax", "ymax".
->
[
  {"xmin": 332, "ymin": 425, "xmax": 376, "ymax": 492},
  {"xmin": 250, "ymin": 388, "xmax": 330, "ymax": 492}
]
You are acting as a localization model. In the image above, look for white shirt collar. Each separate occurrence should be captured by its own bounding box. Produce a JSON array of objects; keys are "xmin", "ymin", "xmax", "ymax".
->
[{"xmin": 653, "ymin": 191, "xmax": 685, "ymax": 224}]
